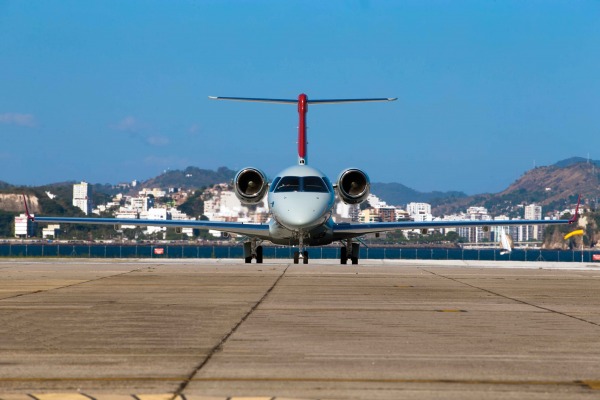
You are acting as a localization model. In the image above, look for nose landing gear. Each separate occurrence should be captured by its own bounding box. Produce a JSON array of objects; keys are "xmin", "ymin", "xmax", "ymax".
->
[
  {"xmin": 293, "ymin": 234, "xmax": 309, "ymax": 264},
  {"xmin": 293, "ymin": 250, "xmax": 309, "ymax": 264}
]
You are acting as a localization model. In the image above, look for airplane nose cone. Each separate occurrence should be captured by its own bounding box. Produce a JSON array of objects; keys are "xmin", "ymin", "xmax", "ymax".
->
[
  {"xmin": 281, "ymin": 210, "xmax": 319, "ymax": 229},
  {"xmin": 274, "ymin": 196, "xmax": 329, "ymax": 230}
]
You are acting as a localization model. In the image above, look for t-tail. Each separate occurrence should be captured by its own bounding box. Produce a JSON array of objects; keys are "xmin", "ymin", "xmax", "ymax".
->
[{"xmin": 209, "ymin": 94, "xmax": 397, "ymax": 165}]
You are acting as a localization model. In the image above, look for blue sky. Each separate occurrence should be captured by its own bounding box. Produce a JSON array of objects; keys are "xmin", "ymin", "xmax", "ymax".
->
[{"xmin": 1, "ymin": 1, "xmax": 599, "ymax": 194}]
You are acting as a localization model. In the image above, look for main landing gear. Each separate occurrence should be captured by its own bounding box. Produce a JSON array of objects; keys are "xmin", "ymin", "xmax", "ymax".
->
[
  {"xmin": 340, "ymin": 239, "xmax": 359, "ymax": 264},
  {"xmin": 243, "ymin": 239, "xmax": 263, "ymax": 263}
]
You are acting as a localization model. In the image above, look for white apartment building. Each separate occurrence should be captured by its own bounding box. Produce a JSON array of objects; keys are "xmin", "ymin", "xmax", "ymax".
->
[
  {"xmin": 142, "ymin": 208, "xmax": 170, "ymax": 235},
  {"xmin": 335, "ymin": 201, "xmax": 360, "ymax": 221},
  {"xmin": 489, "ymin": 215, "xmax": 510, "ymax": 243},
  {"xmin": 366, "ymin": 194, "xmax": 386, "ymax": 208},
  {"xmin": 456, "ymin": 207, "xmax": 492, "ymax": 243},
  {"xmin": 73, "ymin": 181, "xmax": 92, "ymax": 215},
  {"xmin": 204, "ymin": 190, "xmax": 249, "ymax": 220},
  {"xmin": 407, "ymin": 203, "xmax": 433, "ymax": 228},
  {"xmin": 524, "ymin": 203, "xmax": 543, "ymax": 241},
  {"xmin": 407, "ymin": 202, "xmax": 431, "ymax": 217}
]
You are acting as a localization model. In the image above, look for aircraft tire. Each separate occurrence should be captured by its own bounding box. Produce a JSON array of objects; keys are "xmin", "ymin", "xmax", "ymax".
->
[
  {"xmin": 351, "ymin": 257, "xmax": 358, "ymax": 265},
  {"xmin": 340, "ymin": 247, "xmax": 347, "ymax": 264},
  {"xmin": 244, "ymin": 256, "xmax": 252, "ymax": 264},
  {"xmin": 256, "ymin": 246, "xmax": 263, "ymax": 264},
  {"xmin": 293, "ymin": 251, "xmax": 300, "ymax": 264},
  {"xmin": 303, "ymin": 251, "xmax": 309, "ymax": 264}
]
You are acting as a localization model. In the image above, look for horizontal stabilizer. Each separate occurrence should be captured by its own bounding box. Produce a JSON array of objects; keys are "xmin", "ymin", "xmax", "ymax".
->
[
  {"xmin": 309, "ymin": 98, "xmax": 397, "ymax": 104},
  {"xmin": 209, "ymin": 96, "xmax": 297, "ymax": 104},
  {"xmin": 209, "ymin": 96, "xmax": 397, "ymax": 104}
]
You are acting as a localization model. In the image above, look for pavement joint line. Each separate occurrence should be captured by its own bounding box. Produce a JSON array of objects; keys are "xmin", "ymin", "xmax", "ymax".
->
[
  {"xmin": 420, "ymin": 268, "xmax": 600, "ymax": 328},
  {"xmin": 0, "ymin": 265, "xmax": 153, "ymax": 302},
  {"xmin": 171, "ymin": 264, "xmax": 292, "ymax": 400},
  {"xmin": 179, "ymin": 377, "xmax": 600, "ymax": 390},
  {"xmin": 26, "ymin": 393, "xmax": 97, "ymax": 400},
  {"xmin": 0, "ymin": 377, "xmax": 188, "ymax": 382},
  {"xmin": 5, "ymin": 396, "xmax": 312, "ymax": 400}
]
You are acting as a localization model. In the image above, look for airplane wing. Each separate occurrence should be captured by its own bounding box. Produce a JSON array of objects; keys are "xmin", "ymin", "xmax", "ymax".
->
[
  {"xmin": 331, "ymin": 218, "xmax": 574, "ymax": 239},
  {"xmin": 26, "ymin": 215, "xmax": 271, "ymax": 240},
  {"xmin": 333, "ymin": 194, "xmax": 581, "ymax": 238}
]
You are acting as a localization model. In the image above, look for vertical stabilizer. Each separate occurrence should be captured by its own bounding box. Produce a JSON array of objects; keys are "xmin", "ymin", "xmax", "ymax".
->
[{"xmin": 297, "ymin": 93, "xmax": 308, "ymax": 165}]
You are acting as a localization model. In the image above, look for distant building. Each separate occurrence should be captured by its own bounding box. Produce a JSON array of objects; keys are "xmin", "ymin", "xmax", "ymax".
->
[
  {"xmin": 42, "ymin": 224, "xmax": 60, "ymax": 239},
  {"xmin": 139, "ymin": 188, "xmax": 166, "ymax": 198},
  {"xmin": 359, "ymin": 208, "xmax": 381, "ymax": 223},
  {"xmin": 407, "ymin": 202, "xmax": 433, "ymax": 224},
  {"xmin": 376, "ymin": 206, "xmax": 397, "ymax": 222},
  {"xmin": 395, "ymin": 209, "xmax": 410, "ymax": 221},
  {"xmin": 457, "ymin": 207, "xmax": 492, "ymax": 243},
  {"xmin": 525, "ymin": 203, "xmax": 543, "ymax": 240},
  {"xmin": 131, "ymin": 196, "xmax": 154, "ymax": 212},
  {"xmin": 14, "ymin": 214, "xmax": 36, "ymax": 238},
  {"xmin": 73, "ymin": 181, "xmax": 92, "ymax": 215},
  {"xmin": 335, "ymin": 201, "xmax": 360, "ymax": 222},
  {"xmin": 407, "ymin": 202, "xmax": 431, "ymax": 217},
  {"xmin": 143, "ymin": 208, "xmax": 169, "ymax": 235},
  {"xmin": 112, "ymin": 207, "xmax": 138, "ymax": 229}
]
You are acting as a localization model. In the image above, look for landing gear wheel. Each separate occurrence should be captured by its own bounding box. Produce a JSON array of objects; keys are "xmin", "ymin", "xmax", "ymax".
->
[
  {"xmin": 340, "ymin": 247, "xmax": 347, "ymax": 264},
  {"xmin": 303, "ymin": 251, "xmax": 309, "ymax": 264},
  {"xmin": 245, "ymin": 256, "xmax": 252, "ymax": 264},
  {"xmin": 293, "ymin": 251, "xmax": 300, "ymax": 264},
  {"xmin": 256, "ymin": 246, "xmax": 263, "ymax": 264},
  {"xmin": 351, "ymin": 242, "xmax": 360, "ymax": 265}
]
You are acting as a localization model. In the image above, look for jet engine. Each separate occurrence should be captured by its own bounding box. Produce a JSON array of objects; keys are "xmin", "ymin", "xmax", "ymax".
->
[
  {"xmin": 233, "ymin": 167, "xmax": 268, "ymax": 204},
  {"xmin": 337, "ymin": 168, "xmax": 370, "ymax": 205}
]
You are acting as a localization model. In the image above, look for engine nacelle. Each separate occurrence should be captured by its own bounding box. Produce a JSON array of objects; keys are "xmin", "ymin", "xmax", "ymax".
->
[
  {"xmin": 337, "ymin": 168, "xmax": 370, "ymax": 205},
  {"xmin": 233, "ymin": 167, "xmax": 268, "ymax": 204}
]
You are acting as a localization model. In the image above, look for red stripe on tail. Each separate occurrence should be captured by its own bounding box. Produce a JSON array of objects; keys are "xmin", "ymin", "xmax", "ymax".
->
[{"xmin": 298, "ymin": 93, "xmax": 308, "ymax": 164}]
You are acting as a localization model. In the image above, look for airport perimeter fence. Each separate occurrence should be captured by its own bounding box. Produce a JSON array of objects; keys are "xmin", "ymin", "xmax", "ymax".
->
[{"xmin": 0, "ymin": 243, "xmax": 599, "ymax": 263}]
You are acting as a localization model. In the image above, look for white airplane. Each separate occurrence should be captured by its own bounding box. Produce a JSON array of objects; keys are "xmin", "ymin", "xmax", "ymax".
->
[{"xmin": 23, "ymin": 94, "xmax": 580, "ymax": 264}]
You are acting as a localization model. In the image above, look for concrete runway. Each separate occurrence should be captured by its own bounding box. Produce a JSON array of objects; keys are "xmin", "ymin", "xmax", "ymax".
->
[{"xmin": 0, "ymin": 258, "xmax": 599, "ymax": 399}]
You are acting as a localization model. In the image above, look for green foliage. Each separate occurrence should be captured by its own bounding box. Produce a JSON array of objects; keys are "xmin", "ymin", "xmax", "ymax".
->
[
  {"xmin": 177, "ymin": 190, "xmax": 204, "ymax": 218},
  {"xmin": 143, "ymin": 166, "xmax": 236, "ymax": 190},
  {"xmin": 0, "ymin": 211, "xmax": 17, "ymax": 237}
]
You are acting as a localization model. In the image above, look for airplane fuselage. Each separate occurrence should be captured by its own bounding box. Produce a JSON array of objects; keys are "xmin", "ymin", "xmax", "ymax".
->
[{"xmin": 267, "ymin": 165, "xmax": 336, "ymax": 246}]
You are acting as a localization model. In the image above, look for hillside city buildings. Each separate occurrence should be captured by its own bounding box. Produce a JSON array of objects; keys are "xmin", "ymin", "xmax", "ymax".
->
[{"xmin": 13, "ymin": 180, "xmax": 573, "ymax": 246}]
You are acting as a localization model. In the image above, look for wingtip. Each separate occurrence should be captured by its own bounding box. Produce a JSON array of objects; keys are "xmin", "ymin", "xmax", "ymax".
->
[
  {"xmin": 388, "ymin": 97, "xmax": 398, "ymax": 101},
  {"xmin": 568, "ymin": 193, "xmax": 581, "ymax": 224},
  {"xmin": 22, "ymin": 193, "xmax": 35, "ymax": 222}
]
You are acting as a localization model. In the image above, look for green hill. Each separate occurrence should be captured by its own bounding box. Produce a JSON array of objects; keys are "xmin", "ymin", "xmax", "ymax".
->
[{"xmin": 141, "ymin": 166, "xmax": 236, "ymax": 190}]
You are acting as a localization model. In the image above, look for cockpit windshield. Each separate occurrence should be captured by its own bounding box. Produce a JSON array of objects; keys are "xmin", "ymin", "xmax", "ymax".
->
[
  {"xmin": 303, "ymin": 176, "xmax": 329, "ymax": 192},
  {"xmin": 273, "ymin": 176, "xmax": 329, "ymax": 193},
  {"xmin": 274, "ymin": 176, "xmax": 300, "ymax": 192}
]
